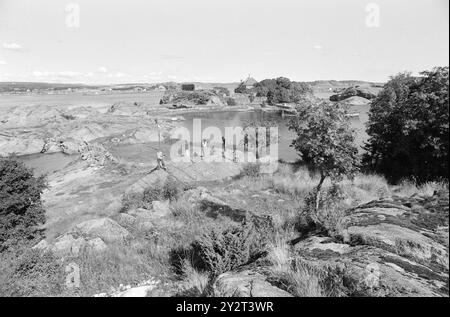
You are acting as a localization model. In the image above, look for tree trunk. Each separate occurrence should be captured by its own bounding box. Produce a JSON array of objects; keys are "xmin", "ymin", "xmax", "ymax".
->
[
  {"xmin": 315, "ymin": 173, "xmax": 326, "ymax": 211},
  {"xmin": 255, "ymin": 128, "xmax": 259, "ymax": 161}
]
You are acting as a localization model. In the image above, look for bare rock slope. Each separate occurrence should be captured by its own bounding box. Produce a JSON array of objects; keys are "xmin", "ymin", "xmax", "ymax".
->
[
  {"xmin": 293, "ymin": 191, "xmax": 449, "ymax": 297},
  {"xmin": 208, "ymin": 188, "xmax": 448, "ymax": 297}
]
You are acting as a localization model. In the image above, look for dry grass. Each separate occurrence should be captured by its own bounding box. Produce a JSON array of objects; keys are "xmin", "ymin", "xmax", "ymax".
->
[
  {"xmin": 170, "ymin": 197, "xmax": 202, "ymax": 220},
  {"xmin": 179, "ymin": 259, "xmax": 211, "ymax": 296},
  {"xmin": 266, "ymin": 238, "xmax": 323, "ymax": 297},
  {"xmin": 394, "ymin": 180, "xmax": 448, "ymax": 197},
  {"xmin": 282, "ymin": 259, "xmax": 323, "ymax": 297},
  {"xmin": 269, "ymin": 168, "xmax": 393, "ymax": 206},
  {"xmin": 267, "ymin": 235, "xmax": 291, "ymax": 274},
  {"xmin": 233, "ymin": 174, "xmax": 271, "ymax": 191},
  {"xmin": 74, "ymin": 245, "xmax": 155, "ymax": 295},
  {"xmin": 269, "ymin": 167, "xmax": 323, "ymax": 198}
]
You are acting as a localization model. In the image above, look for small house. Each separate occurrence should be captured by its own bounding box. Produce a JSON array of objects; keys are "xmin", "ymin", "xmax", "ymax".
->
[
  {"xmin": 181, "ymin": 84, "xmax": 195, "ymax": 91},
  {"xmin": 242, "ymin": 76, "xmax": 257, "ymax": 89}
]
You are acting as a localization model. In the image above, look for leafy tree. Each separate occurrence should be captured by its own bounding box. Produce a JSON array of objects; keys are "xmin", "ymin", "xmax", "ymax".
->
[
  {"xmin": 234, "ymin": 83, "xmax": 248, "ymax": 94},
  {"xmin": 254, "ymin": 77, "xmax": 312, "ymax": 105},
  {"xmin": 363, "ymin": 67, "xmax": 449, "ymax": 183},
  {"xmin": 288, "ymin": 100, "xmax": 359, "ymax": 209},
  {"xmin": 0, "ymin": 158, "xmax": 47, "ymax": 251}
]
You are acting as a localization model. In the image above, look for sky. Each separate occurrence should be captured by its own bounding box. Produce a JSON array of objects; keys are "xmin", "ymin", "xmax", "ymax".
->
[{"xmin": 0, "ymin": 0, "xmax": 448, "ymax": 84}]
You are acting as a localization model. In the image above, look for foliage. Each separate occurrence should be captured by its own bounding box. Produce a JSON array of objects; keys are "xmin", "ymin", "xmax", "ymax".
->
[
  {"xmin": 225, "ymin": 97, "xmax": 237, "ymax": 106},
  {"xmin": 301, "ymin": 184, "xmax": 347, "ymax": 237},
  {"xmin": 0, "ymin": 248, "xmax": 63, "ymax": 296},
  {"xmin": 254, "ymin": 77, "xmax": 313, "ymax": 105},
  {"xmin": 213, "ymin": 86, "xmax": 230, "ymax": 97},
  {"xmin": 160, "ymin": 90, "xmax": 212, "ymax": 105},
  {"xmin": 363, "ymin": 67, "xmax": 449, "ymax": 183},
  {"xmin": 143, "ymin": 177, "xmax": 182, "ymax": 202},
  {"xmin": 240, "ymin": 163, "xmax": 261, "ymax": 177},
  {"xmin": 121, "ymin": 177, "xmax": 182, "ymax": 211},
  {"xmin": 191, "ymin": 221, "xmax": 254, "ymax": 276},
  {"xmin": 234, "ymin": 83, "xmax": 248, "ymax": 94},
  {"xmin": 0, "ymin": 158, "xmax": 47, "ymax": 252},
  {"xmin": 288, "ymin": 100, "xmax": 359, "ymax": 196}
]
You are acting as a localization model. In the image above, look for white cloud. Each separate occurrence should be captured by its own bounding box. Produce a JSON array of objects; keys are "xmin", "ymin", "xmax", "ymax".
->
[
  {"xmin": 58, "ymin": 71, "xmax": 82, "ymax": 78},
  {"xmin": 108, "ymin": 72, "xmax": 127, "ymax": 78},
  {"xmin": 313, "ymin": 45, "xmax": 323, "ymax": 50},
  {"xmin": 0, "ymin": 60, "xmax": 7, "ymax": 65},
  {"xmin": 32, "ymin": 70, "xmax": 51, "ymax": 77},
  {"xmin": 32, "ymin": 70, "xmax": 85, "ymax": 80},
  {"xmin": 98, "ymin": 67, "xmax": 108, "ymax": 73},
  {"xmin": 3, "ymin": 43, "xmax": 23, "ymax": 51}
]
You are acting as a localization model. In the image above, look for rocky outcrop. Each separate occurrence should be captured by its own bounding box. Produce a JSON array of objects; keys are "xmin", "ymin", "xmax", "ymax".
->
[
  {"xmin": 33, "ymin": 234, "xmax": 108, "ymax": 257},
  {"xmin": 183, "ymin": 186, "xmax": 249, "ymax": 221},
  {"xmin": 78, "ymin": 142, "xmax": 116, "ymax": 166},
  {"xmin": 293, "ymin": 191, "xmax": 449, "ymax": 297},
  {"xmin": 213, "ymin": 270, "xmax": 293, "ymax": 297},
  {"xmin": 126, "ymin": 169, "xmax": 169, "ymax": 194},
  {"xmin": 74, "ymin": 217, "xmax": 130, "ymax": 243},
  {"xmin": 330, "ymin": 86, "xmax": 377, "ymax": 102}
]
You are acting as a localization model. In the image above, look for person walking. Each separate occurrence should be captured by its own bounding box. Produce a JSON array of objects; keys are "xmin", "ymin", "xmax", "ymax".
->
[
  {"xmin": 157, "ymin": 150, "xmax": 167, "ymax": 170},
  {"xmin": 222, "ymin": 136, "xmax": 226, "ymax": 159},
  {"xmin": 244, "ymin": 133, "xmax": 249, "ymax": 153},
  {"xmin": 201, "ymin": 139, "xmax": 207, "ymax": 159},
  {"xmin": 149, "ymin": 150, "xmax": 167, "ymax": 173},
  {"xmin": 184, "ymin": 140, "xmax": 190, "ymax": 158}
]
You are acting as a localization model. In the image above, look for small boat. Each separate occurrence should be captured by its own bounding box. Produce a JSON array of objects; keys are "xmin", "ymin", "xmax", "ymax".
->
[{"xmin": 346, "ymin": 113, "xmax": 360, "ymax": 118}]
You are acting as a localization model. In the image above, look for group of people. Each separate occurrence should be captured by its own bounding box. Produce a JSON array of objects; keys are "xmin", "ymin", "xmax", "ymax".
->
[{"xmin": 150, "ymin": 134, "xmax": 250, "ymax": 173}]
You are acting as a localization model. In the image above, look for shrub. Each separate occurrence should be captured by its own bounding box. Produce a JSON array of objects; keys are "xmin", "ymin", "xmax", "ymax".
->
[
  {"xmin": 121, "ymin": 177, "xmax": 182, "ymax": 212},
  {"xmin": 161, "ymin": 177, "xmax": 182, "ymax": 201},
  {"xmin": 61, "ymin": 113, "xmax": 76, "ymax": 120},
  {"xmin": 191, "ymin": 222, "xmax": 254, "ymax": 276},
  {"xmin": 0, "ymin": 158, "xmax": 47, "ymax": 252},
  {"xmin": 120, "ymin": 192, "xmax": 149, "ymax": 212},
  {"xmin": 143, "ymin": 177, "xmax": 182, "ymax": 202},
  {"xmin": 300, "ymin": 184, "xmax": 347, "ymax": 237},
  {"xmin": 170, "ymin": 198, "xmax": 201, "ymax": 220},
  {"xmin": 240, "ymin": 163, "xmax": 261, "ymax": 178},
  {"xmin": 226, "ymin": 97, "xmax": 237, "ymax": 106},
  {"xmin": 0, "ymin": 248, "xmax": 63, "ymax": 296}
]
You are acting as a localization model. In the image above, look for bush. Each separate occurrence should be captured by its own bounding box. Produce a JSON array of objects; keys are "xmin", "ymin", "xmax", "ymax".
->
[
  {"xmin": 161, "ymin": 177, "xmax": 182, "ymax": 201},
  {"xmin": 191, "ymin": 222, "xmax": 254, "ymax": 276},
  {"xmin": 0, "ymin": 248, "xmax": 63, "ymax": 296},
  {"xmin": 0, "ymin": 158, "xmax": 47, "ymax": 252},
  {"xmin": 226, "ymin": 97, "xmax": 237, "ymax": 106},
  {"xmin": 120, "ymin": 192, "xmax": 150, "ymax": 212},
  {"xmin": 300, "ymin": 184, "xmax": 347, "ymax": 237},
  {"xmin": 121, "ymin": 177, "xmax": 182, "ymax": 212},
  {"xmin": 240, "ymin": 163, "xmax": 261, "ymax": 178},
  {"xmin": 61, "ymin": 113, "xmax": 76, "ymax": 120}
]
